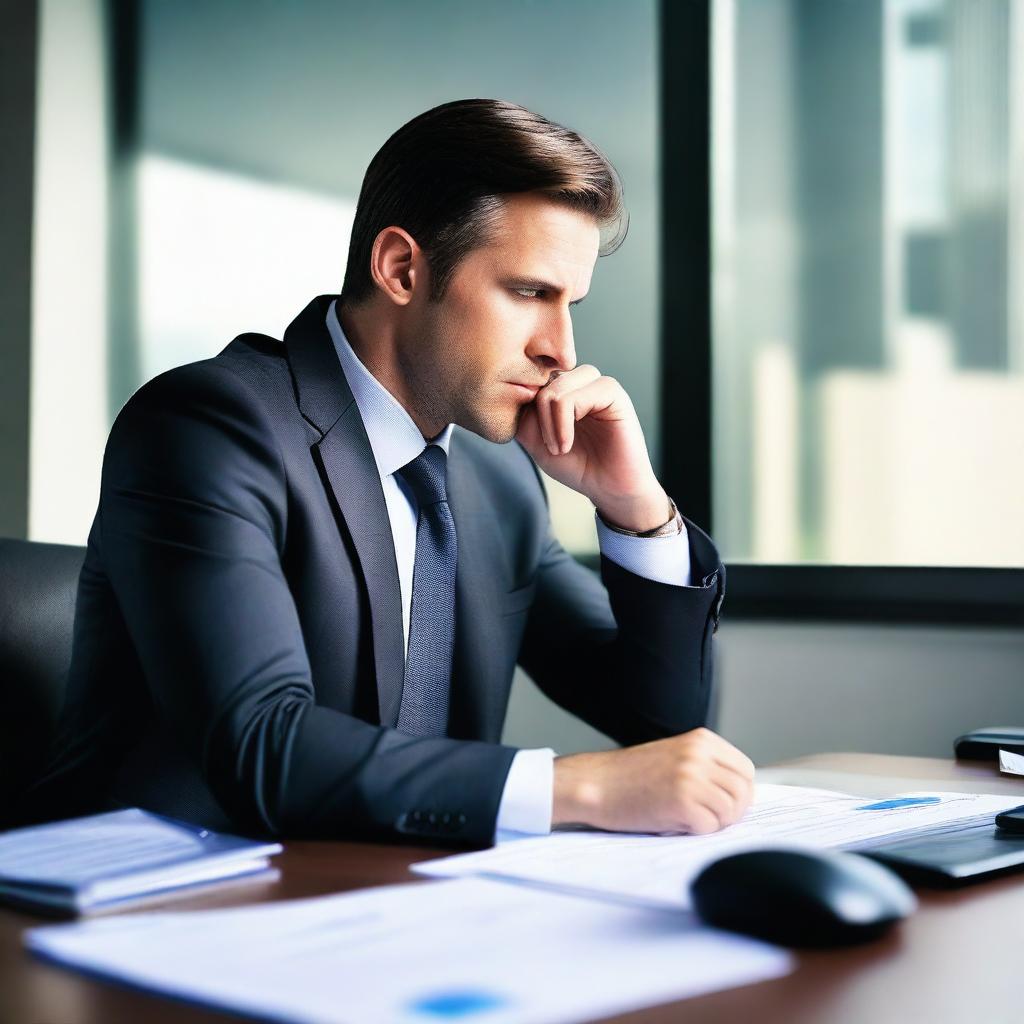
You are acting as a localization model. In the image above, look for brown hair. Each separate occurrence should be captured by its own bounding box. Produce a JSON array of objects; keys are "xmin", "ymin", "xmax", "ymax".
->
[{"xmin": 339, "ymin": 98, "xmax": 627, "ymax": 305}]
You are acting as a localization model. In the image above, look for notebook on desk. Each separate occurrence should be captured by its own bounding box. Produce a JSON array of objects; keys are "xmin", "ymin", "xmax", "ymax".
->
[
  {"xmin": 856, "ymin": 818, "xmax": 1024, "ymax": 885},
  {"xmin": 0, "ymin": 808, "xmax": 282, "ymax": 915}
]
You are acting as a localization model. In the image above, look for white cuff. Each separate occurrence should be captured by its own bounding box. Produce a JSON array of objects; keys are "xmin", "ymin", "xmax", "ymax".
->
[
  {"xmin": 495, "ymin": 748, "xmax": 555, "ymax": 836},
  {"xmin": 595, "ymin": 514, "xmax": 692, "ymax": 587}
]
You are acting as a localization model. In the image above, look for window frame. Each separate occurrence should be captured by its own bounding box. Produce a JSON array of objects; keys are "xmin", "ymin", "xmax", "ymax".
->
[{"xmin": 657, "ymin": 0, "xmax": 1024, "ymax": 626}]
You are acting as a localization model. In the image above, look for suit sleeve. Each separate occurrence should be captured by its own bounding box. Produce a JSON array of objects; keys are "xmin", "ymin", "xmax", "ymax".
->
[
  {"xmin": 516, "ymin": 467, "xmax": 725, "ymax": 748},
  {"xmin": 99, "ymin": 364, "xmax": 515, "ymax": 844}
]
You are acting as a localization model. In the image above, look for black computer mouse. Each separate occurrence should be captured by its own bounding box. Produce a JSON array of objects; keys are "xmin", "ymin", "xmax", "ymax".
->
[{"xmin": 690, "ymin": 847, "xmax": 918, "ymax": 948}]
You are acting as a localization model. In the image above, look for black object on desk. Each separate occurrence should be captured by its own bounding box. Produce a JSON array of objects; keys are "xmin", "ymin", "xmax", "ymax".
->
[
  {"xmin": 859, "ymin": 818, "xmax": 1024, "ymax": 885},
  {"xmin": 690, "ymin": 848, "xmax": 916, "ymax": 949},
  {"xmin": 953, "ymin": 726, "xmax": 1024, "ymax": 760},
  {"xmin": 995, "ymin": 805, "xmax": 1024, "ymax": 834}
]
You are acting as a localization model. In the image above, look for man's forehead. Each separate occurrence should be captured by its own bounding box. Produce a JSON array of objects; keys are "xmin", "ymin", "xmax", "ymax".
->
[{"xmin": 480, "ymin": 195, "xmax": 600, "ymax": 284}]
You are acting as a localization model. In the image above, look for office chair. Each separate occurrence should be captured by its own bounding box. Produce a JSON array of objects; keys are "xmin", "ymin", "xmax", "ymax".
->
[{"xmin": 0, "ymin": 538, "xmax": 85, "ymax": 825}]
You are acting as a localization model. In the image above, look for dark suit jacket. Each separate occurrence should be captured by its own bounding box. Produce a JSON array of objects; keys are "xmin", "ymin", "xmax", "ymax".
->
[{"xmin": 35, "ymin": 295, "xmax": 725, "ymax": 845}]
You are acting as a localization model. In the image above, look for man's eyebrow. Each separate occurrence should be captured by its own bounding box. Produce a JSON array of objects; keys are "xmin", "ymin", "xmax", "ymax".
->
[{"xmin": 510, "ymin": 277, "xmax": 588, "ymax": 306}]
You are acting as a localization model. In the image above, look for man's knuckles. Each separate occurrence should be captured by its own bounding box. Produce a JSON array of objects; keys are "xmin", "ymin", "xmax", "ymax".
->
[{"xmin": 540, "ymin": 365, "xmax": 604, "ymax": 400}]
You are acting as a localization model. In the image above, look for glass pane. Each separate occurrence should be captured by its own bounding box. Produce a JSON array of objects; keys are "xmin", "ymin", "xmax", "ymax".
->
[{"xmin": 712, "ymin": 0, "xmax": 1024, "ymax": 567}]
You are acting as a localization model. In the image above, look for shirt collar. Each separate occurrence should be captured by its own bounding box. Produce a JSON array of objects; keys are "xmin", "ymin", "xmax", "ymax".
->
[{"xmin": 326, "ymin": 299, "xmax": 453, "ymax": 479}]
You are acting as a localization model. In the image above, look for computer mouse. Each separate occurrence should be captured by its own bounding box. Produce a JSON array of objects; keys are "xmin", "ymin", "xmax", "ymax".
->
[{"xmin": 690, "ymin": 847, "xmax": 918, "ymax": 948}]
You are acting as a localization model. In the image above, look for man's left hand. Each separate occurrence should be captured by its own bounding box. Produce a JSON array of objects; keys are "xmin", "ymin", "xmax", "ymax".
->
[{"xmin": 515, "ymin": 364, "xmax": 672, "ymax": 533}]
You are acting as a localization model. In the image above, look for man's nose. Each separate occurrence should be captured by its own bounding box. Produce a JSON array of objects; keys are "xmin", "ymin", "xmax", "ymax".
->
[{"xmin": 530, "ymin": 309, "xmax": 576, "ymax": 373}]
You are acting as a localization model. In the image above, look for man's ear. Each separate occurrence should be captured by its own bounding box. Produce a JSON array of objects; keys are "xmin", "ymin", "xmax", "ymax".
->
[{"xmin": 369, "ymin": 226, "xmax": 425, "ymax": 306}]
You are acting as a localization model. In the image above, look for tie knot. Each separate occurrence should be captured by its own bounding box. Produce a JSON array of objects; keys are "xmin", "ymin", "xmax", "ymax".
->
[{"xmin": 398, "ymin": 444, "xmax": 449, "ymax": 507}]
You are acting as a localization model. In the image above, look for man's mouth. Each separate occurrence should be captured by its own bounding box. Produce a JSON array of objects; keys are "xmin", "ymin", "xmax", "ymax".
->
[{"xmin": 506, "ymin": 382, "xmax": 543, "ymax": 399}]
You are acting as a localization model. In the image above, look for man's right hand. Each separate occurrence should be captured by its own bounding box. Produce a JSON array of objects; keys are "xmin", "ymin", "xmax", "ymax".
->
[{"xmin": 551, "ymin": 727, "xmax": 755, "ymax": 835}]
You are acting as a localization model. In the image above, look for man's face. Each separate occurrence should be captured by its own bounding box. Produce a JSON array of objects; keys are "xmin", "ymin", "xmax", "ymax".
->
[{"xmin": 399, "ymin": 193, "xmax": 600, "ymax": 443}]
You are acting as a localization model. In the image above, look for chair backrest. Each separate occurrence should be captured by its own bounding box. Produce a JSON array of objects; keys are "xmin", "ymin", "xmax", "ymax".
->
[{"xmin": 0, "ymin": 538, "xmax": 85, "ymax": 811}]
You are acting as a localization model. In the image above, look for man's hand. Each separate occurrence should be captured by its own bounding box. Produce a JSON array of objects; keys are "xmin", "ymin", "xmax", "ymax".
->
[
  {"xmin": 515, "ymin": 365, "xmax": 672, "ymax": 533},
  {"xmin": 551, "ymin": 728, "xmax": 756, "ymax": 835}
]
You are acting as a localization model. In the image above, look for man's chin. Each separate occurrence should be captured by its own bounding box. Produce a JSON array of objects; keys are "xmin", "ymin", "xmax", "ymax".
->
[{"xmin": 461, "ymin": 405, "xmax": 524, "ymax": 445}]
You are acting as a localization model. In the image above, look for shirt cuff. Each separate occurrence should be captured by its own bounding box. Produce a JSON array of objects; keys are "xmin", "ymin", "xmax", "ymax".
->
[
  {"xmin": 595, "ymin": 513, "xmax": 692, "ymax": 587},
  {"xmin": 495, "ymin": 748, "xmax": 555, "ymax": 836}
]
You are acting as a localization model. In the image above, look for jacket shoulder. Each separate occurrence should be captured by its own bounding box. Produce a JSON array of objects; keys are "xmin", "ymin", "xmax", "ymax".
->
[{"xmin": 115, "ymin": 333, "xmax": 292, "ymax": 426}]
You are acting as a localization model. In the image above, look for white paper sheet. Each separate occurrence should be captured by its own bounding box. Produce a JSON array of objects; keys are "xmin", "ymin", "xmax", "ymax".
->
[
  {"xmin": 414, "ymin": 783, "xmax": 1024, "ymax": 909},
  {"xmin": 998, "ymin": 749, "xmax": 1024, "ymax": 776},
  {"xmin": 27, "ymin": 877, "xmax": 792, "ymax": 1024}
]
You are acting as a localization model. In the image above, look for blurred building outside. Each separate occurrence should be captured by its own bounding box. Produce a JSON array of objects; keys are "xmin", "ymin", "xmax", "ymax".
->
[{"xmin": 713, "ymin": 0, "xmax": 1024, "ymax": 568}]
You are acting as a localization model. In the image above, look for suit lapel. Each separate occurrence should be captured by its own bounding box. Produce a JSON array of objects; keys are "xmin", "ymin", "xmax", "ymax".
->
[{"xmin": 285, "ymin": 297, "xmax": 406, "ymax": 727}]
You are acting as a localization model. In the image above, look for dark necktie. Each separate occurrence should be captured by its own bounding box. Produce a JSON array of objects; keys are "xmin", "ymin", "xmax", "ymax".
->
[{"xmin": 396, "ymin": 444, "xmax": 457, "ymax": 736}]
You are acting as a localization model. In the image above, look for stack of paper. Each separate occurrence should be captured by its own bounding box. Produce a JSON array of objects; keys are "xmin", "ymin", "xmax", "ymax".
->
[
  {"xmin": 27, "ymin": 877, "xmax": 792, "ymax": 1023},
  {"xmin": 414, "ymin": 783, "xmax": 1024, "ymax": 908},
  {"xmin": 0, "ymin": 808, "xmax": 281, "ymax": 914}
]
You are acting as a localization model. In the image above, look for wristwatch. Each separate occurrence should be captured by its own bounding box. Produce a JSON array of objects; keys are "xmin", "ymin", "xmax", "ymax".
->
[{"xmin": 597, "ymin": 497, "xmax": 684, "ymax": 538}]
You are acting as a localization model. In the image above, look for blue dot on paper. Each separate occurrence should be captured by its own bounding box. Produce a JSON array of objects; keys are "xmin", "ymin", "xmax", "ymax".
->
[{"xmin": 409, "ymin": 989, "xmax": 509, "ymax": 1018}]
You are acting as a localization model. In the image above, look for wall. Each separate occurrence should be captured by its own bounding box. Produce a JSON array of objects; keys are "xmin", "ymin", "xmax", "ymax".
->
[
  {"xmin": 29, "ymin": 0, "xmax": 111, "ymax": 544},
  {"xmin": 502, "ymin": 620, "xmax": 1024, "ymax": 765}
]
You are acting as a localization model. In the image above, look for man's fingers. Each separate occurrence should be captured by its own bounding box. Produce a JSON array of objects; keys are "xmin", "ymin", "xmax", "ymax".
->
[
  {"xmin": 578, "ymin": 730, "xmax": 758, "ymax": 836},
  {"xmin": 681, "ymin": 802, "xmax": 722, "ymax": 836},
  {"xmin": 705, "ymin": 760, "xmax": 751, "ymax": 801},
  {"xmin": 667, "ymin": 730, "xmax": 755, "ymax": 834},
  {"xmin": 712, "ymin": 749, "xmax": 756, "ymax": 786},
  {"xmin": 551, "ymin": 390, "xmax": 575, "ymax": 454},
  {"xmin": 543, "ymin": 363, "xmax": 600, "ymax": 394},
  {"xmin": 690, "ymin": 777, "xmax": 740, "ymax": 827},
  {"xmin": 707, "ymin": 773, "xmax": 753, "ymax": 822},
  {"xmin": 535, "ymin": 365, "xmax": 603, "ymax": 455},
  {"xmin": 535, "ymin": 391, "xmax": 557, "ymax": 455},
  {"xmin": 688, "ymin": 728, "xmax": 755, "ymax": 782}
]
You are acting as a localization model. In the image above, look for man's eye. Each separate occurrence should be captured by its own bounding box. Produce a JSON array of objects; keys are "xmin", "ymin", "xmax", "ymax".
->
[{"xmin": 514, "ymin": 288, "xmax": 542, "ymax": 299}]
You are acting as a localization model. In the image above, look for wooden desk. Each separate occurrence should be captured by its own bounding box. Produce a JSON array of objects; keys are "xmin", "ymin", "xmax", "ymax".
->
[{"xmin": 2, "ymin": 753, "xmax": 1022, "ymax": 1023}]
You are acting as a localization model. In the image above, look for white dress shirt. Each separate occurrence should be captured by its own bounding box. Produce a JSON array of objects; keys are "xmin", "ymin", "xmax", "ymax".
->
[{"xmin": 326, "ymin": 300, "xmax": 692, "ymax": 836}]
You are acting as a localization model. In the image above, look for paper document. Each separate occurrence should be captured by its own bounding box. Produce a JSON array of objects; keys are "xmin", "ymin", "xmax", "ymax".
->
[
  {"xmin": 414, "ymin": 783, "xmax": 1024, "ymax": 909},
  {"xmin": 27, "ymin": 877, "xmax": 792, "ymax": 1024},
  {"xmin": 0, "ymin": 809, "xmax": 281, "ymax": 913},
  {"xmin": 999, "ymin": 749, "xmax": 1024, "ymax": 776}
]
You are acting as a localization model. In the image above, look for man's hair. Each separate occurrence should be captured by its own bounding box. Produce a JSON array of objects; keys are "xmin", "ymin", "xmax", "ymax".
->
[{"xmin": 339, "ymin": 98, "xmax": 627, "ymax": 305}]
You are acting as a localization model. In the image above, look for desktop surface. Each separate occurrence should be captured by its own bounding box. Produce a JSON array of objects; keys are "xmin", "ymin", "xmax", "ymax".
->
[{"xmin": 1, "ymin": 753, "xmax": 1021, "ymax": 1024}]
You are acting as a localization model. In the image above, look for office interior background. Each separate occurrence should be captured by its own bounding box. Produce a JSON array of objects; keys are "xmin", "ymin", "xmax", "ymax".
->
[{"xmin": 2, "ymin": 0, "xmax": 1022, "ymax": 765}]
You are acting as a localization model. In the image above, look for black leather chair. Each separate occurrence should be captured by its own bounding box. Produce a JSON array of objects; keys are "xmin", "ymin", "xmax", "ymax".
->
[{"xmin": 0, "ymin": 538, "xmax": 85, "ymax": 824}]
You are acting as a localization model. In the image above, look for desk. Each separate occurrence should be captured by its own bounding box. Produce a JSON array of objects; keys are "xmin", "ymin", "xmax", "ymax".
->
[{"xmin": 2, "ymin": 753, "xmax": 1022, "ymax": 1023}]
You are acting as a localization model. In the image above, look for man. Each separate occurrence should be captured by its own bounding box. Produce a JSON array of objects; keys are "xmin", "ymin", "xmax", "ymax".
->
[{"xmin": 39, "ymin": 99, "xmax": 754, "ymax": 845}]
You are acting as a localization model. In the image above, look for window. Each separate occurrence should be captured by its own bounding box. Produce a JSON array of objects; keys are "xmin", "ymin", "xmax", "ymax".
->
[{"xmin": 663, "ymin": 0, "xmax": 1023, "ymax": 620}]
